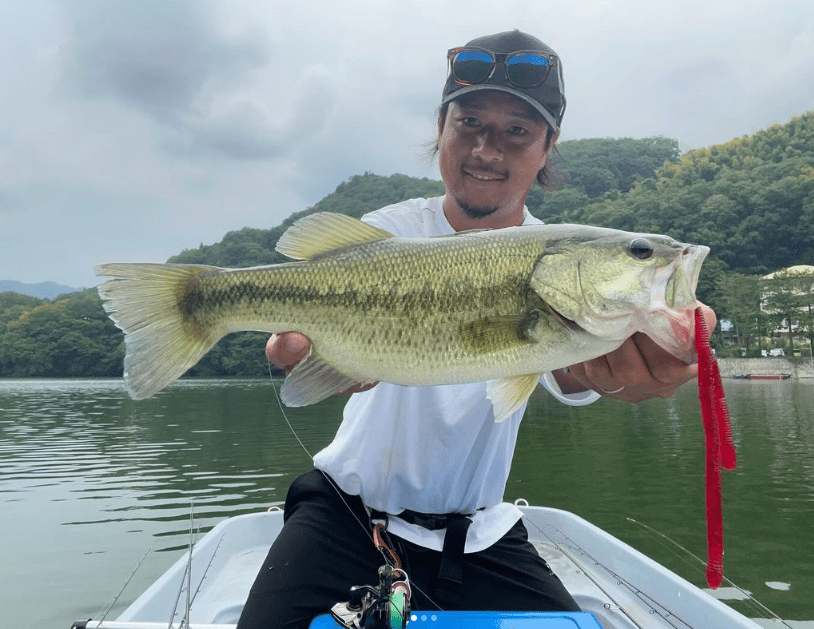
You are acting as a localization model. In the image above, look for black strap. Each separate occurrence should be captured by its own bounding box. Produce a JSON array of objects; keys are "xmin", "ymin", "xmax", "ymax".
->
[
  {"xmin": 434, "ymin": 513, "xmax": 472, "ymax": 606},
  {"xmin": 369, "ymin": 508, "xmax": 389, "ymax": 526},
  {"xmin": 372, "ymin": 508, "xmax": 466, "ymax": 531},
  {"xmin": 398, "ymin": 510, "xmax": 454, "ymax": 530}
]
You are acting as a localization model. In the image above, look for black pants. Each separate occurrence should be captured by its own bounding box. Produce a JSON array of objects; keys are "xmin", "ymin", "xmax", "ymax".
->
[{"xmin": 237, "ymin": 470, "xmax": 579, "ymax": 629}]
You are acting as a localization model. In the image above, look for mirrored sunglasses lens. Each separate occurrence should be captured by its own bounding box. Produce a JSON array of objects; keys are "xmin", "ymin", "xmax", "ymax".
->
[
  {"xmin": 453, "ymin": 49, "xmax": 494, "ymax": 84},
  {"xmin": 506, "ymin": 53, "xmax": 550, "ymax": 87}
]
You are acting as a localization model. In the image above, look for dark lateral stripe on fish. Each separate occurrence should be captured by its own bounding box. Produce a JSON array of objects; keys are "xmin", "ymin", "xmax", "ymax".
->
[{"xmin": 176, "ymin": 271, "xmax": 530, "ymax": 323}]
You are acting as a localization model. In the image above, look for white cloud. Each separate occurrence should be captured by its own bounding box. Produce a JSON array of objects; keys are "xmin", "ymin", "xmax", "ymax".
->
[
  {"xmin": 62, "ymin": 1, "xmax": 267, "ymax": 118},
  {"xmin": 0, "ymin": 0, "xmax": 811, "ymax": 287}
]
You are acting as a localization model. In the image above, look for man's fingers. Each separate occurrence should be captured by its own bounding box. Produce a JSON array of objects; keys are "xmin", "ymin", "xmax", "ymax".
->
[
  {"xmin": 266, "ymin": 332, "xmax": 311, "ymax": 371},
  {"xmin": 623, "ymin": 333, "xmax": 692, "ymax": 385},
  {"xmin": 567, "ymin": 334, "xmax": 697, "ymax": 402},
  {"xmin": 564, "ymin": 304, "xmax": 719, "ymax": 404}
]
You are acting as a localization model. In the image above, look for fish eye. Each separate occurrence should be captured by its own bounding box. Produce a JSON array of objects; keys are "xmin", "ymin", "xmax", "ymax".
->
[{"xmin": 628, "ymin": 238, "xmax": 654, "ymax": 260}]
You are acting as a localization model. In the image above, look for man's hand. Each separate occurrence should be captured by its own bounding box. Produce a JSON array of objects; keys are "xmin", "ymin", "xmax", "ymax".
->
[
  {"xmin": 554, "ymin": 304, "xmax": 717, "ymax": 403},
  {"xmin": 266, "ymin": 332, "xmax": 311, "ymax": 372},
  {"xmin": 266, "ymin": 332, "xmax": 378, "ymax": 395}
]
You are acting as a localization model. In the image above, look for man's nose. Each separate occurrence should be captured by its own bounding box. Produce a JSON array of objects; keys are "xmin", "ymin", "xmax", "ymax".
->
[{"xmin": 472, "ymin": 130, "xmax": 502, "ymax": 161}]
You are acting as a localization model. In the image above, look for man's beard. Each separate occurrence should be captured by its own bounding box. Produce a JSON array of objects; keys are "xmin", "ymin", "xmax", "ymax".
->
[{"xmin": 455, "ymin": 197, "xmax": 500, "ymax": 220}]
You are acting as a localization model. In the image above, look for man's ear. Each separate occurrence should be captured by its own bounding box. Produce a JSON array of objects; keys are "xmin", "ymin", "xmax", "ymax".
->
[{"xmin": 547, "ymin": 128, "xmax": 561, "ymax": 152}]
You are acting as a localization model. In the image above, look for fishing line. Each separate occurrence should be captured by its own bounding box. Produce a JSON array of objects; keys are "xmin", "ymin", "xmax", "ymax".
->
[
  {"xmin": 267, "ymin": 363, "xmax": 372, "ymax": 539},
  {"xmin": 267, "ymin": 363, "xmax": 444, "ymax": 613},
  {"xmin": 626, "ymin": 517, "xmax": 790, "ymax": 626},
  {"xmin": 521, "ymin": 518, "xmax": 648, "ymax": 629},
  {"xmin": 626, "ymin": 517, "xmax": 709, "ymax": 576}
]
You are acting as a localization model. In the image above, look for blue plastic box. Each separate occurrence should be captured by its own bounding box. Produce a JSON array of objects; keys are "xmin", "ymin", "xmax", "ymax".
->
[{"xmin": 310, "ymin": 611, "xmax": 603, "ymax": 627}]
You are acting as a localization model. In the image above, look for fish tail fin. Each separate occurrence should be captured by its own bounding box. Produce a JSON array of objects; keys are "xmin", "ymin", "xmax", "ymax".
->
[{"xmin": 96, "ymin": 263, "xmax": 224, "ymax": 399}]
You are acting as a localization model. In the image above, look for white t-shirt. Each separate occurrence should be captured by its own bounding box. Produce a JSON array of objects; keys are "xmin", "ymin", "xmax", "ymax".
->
[{"xmin": 313, "ymin": 196, "xmax": 599, "ymax": 553}]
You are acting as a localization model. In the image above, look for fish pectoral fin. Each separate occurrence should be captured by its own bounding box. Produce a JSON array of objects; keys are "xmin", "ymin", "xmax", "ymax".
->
[
  {"xmin": 460, "ymin": 315, "xmax": 533, "ymax": 355},
  {"xmin": 487, "ymin": 374, "xmax": 542, "ymax": 422},
  {"xmin": 280, "ymin": 352, "xmax": 375, "ymax": 406},
  {"xmin": 275, "ymin": 213, "xmax": 394, "ymax": 260}
]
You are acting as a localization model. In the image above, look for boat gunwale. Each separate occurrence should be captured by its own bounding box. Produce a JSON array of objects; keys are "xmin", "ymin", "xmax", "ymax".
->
[{"xmin": 100, "ymin": 506, "xmax": 764, "ymax": 629}]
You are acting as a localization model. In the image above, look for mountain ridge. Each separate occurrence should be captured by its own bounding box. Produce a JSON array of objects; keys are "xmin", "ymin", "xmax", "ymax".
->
[{"xmin": 0, "ymin": 280, "xmax": 81, "ymax": 300}]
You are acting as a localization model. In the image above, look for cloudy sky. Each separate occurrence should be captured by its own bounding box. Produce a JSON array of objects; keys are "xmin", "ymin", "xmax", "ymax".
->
[{"xmin": 1, "ymin": 0, "xmax": 812, "ymax": 288}]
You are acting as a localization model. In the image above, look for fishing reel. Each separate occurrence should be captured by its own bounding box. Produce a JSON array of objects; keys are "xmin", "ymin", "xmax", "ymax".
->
[{"xmin": 330, "ymin": 564, "xmax": 410, "ymax": 629}]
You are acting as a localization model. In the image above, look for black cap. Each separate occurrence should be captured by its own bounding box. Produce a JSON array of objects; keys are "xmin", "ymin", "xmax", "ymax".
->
[{"xmin": 441, "ymin": 30, "xmax": 566, "ymax": 131}]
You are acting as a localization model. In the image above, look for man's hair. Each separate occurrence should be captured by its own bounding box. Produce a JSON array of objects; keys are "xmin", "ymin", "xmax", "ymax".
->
[{"xmin": 429, "ymin": 100, "xmax": 558, "ymax": 188}]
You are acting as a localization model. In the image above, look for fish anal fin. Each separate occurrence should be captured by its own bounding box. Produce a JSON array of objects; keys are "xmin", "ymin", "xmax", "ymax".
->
[
  {"xmin": 280, "ymin": 352, "xmax": 376, "ymax": 406},
  {"xmin": 487, "ymin": 373, "xmax": 542, "ymax": 422},
  {"xmin": 275, "ymin": 213, "xmax": 394, "ymax": 260}
]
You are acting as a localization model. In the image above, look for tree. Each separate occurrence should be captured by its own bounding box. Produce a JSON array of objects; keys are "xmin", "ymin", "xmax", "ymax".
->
[
  {"xmin": 0, "ymin": 290, "xmax": 123, "ymax": 377},
  {"xmin": 760, "ymin": 267, "xmax": 814, "ymax": 352},
  {"xmin": 716, "ymin": 272, "xmax": 763, "ymax": 352},
  {"xmin": 552, "ymin": 136, "xmax": 680, "ymax": 197}
]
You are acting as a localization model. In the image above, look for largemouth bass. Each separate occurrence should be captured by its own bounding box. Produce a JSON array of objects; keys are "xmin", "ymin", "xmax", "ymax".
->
[{"xmin": 96, "ymin": 212, "xmax": 708, "ymax": 421}]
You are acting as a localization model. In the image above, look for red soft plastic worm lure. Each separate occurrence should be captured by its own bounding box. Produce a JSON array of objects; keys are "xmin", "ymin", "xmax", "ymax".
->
[{"xmin": 694, "ymin": 308, "xmax": 737, "ymax": 588}]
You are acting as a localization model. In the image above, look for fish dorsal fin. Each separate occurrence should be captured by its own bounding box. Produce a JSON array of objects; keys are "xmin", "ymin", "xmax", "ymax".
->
[
  {"xmin": 280, "ymin": 351, "xmax": 376, "ymax": 406},
  {"xmin": 275, "ymin": 212, "xmax": 394, "ymax": 260},
  {"xmin": 486, "ymin": 373, "xmax": 542, "ymax": 422}
]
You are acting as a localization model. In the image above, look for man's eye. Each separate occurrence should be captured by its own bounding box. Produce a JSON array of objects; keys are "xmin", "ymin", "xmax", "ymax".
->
[
  {"xmin": 461, "ymin": 116, "xmax": 479, "ymax": 127},
  {"xmin": 509, "ymin": 126, "xmax": 528, "ymax": 136}
]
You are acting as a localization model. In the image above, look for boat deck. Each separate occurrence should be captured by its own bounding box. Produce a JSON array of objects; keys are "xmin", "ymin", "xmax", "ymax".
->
[{"xmin": 80, "ymin": 507, "xmax": 807, "ymax": 629}]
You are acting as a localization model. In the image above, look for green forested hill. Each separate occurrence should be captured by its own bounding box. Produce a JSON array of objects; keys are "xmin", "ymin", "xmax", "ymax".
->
[
  {"xmin": 2, "ymin": 113, "xmax": 812, "ymax": 377},
  {"xmin": 168, "ymin": 174, "xmax": 446, "ymax": 267},
  {"xmin": 0, "ymin": 289, "xmax": 123, "ymax": 377},
  {"xmin": 551, "ymin": 136, "xmax": 681, "ymax": 196},
  {"xmin": 551, "ymin": 113, "xmax": 814, "ymax": 275}
]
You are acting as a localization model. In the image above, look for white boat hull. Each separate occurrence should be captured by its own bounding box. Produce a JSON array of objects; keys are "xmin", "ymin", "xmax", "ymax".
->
[{"xmin": 77, "ymin": 506, "xmax": 765, "ymax": 629}]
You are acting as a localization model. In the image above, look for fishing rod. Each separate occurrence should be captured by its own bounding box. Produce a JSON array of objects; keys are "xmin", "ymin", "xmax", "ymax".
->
[
  {"xmin": 165, "ymin": 501, "xmax": 223, "ymax": 629},
  {"xmin": 626, "ymin": 517, "xmax": 791, "ymax": 627},
  {"xmin": 189, "ymin": 533, "xmax": 225, "ymax": 607},
  {"xmin": 80, "ymin": 547, "xmax": 152, "ymax": 629},
  {"xmin": 165, "ymin": 502, "xmax": 199, "ymax": 629},
  {"xmin": 73, "ymin": 497, "xmax": 221, "ymax": 629},
  {"xmin": 183, "ymin": 504, "xmax": 194, "ymax": 628},
  {"xmin": 524, "ymin": 512, "xmax": 794, "ymax": 629},
  {"xmin": 522, "ymin": 515, "xmax": 684, "ymax": 629}
]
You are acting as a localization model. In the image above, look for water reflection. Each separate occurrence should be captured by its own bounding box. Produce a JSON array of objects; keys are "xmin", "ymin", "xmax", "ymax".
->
[{"xmin": 513, "ymin": 380, "xmax": 814, "ymax": 621}]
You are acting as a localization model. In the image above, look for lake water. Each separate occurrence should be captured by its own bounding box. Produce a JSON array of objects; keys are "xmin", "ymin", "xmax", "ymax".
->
[{"xmin": 1, "ymin": 377, "xmax": 812, "ymax": 627}]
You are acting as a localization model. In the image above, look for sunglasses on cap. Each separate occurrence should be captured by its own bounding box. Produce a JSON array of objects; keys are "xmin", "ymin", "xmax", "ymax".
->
[{"xmin": 447, "ymin": 47, "xmax": 558, "ymax": 89}]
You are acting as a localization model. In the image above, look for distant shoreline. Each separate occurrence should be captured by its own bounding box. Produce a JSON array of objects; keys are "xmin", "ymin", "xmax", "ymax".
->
[
  {"xmin": 2, "ymin": 360, "xmax": 813, "ymax": 382},
  {"xmin": 717, "ymin": 357, "xmax": 814, "ymax": 379}
]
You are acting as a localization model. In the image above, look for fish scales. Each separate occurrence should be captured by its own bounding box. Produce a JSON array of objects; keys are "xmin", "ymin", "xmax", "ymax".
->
[{"xmin": 179, "ymin": 234, "xmax": 545, "ymax": 380}]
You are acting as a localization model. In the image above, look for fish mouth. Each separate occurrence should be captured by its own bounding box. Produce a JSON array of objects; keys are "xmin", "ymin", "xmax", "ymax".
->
[
  {"xmin": 547, "ymin": 304, "xmax": 586, "ymax": 334},
  {"xmin": 661, "ymin": 244, "xmax": 709, "ymax": 309}
]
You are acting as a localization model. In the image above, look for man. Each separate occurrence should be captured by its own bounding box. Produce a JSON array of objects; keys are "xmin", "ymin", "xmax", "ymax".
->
[{"xmin": 237, "ymin": 30, "xmax": 716, "ymax": 628}]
